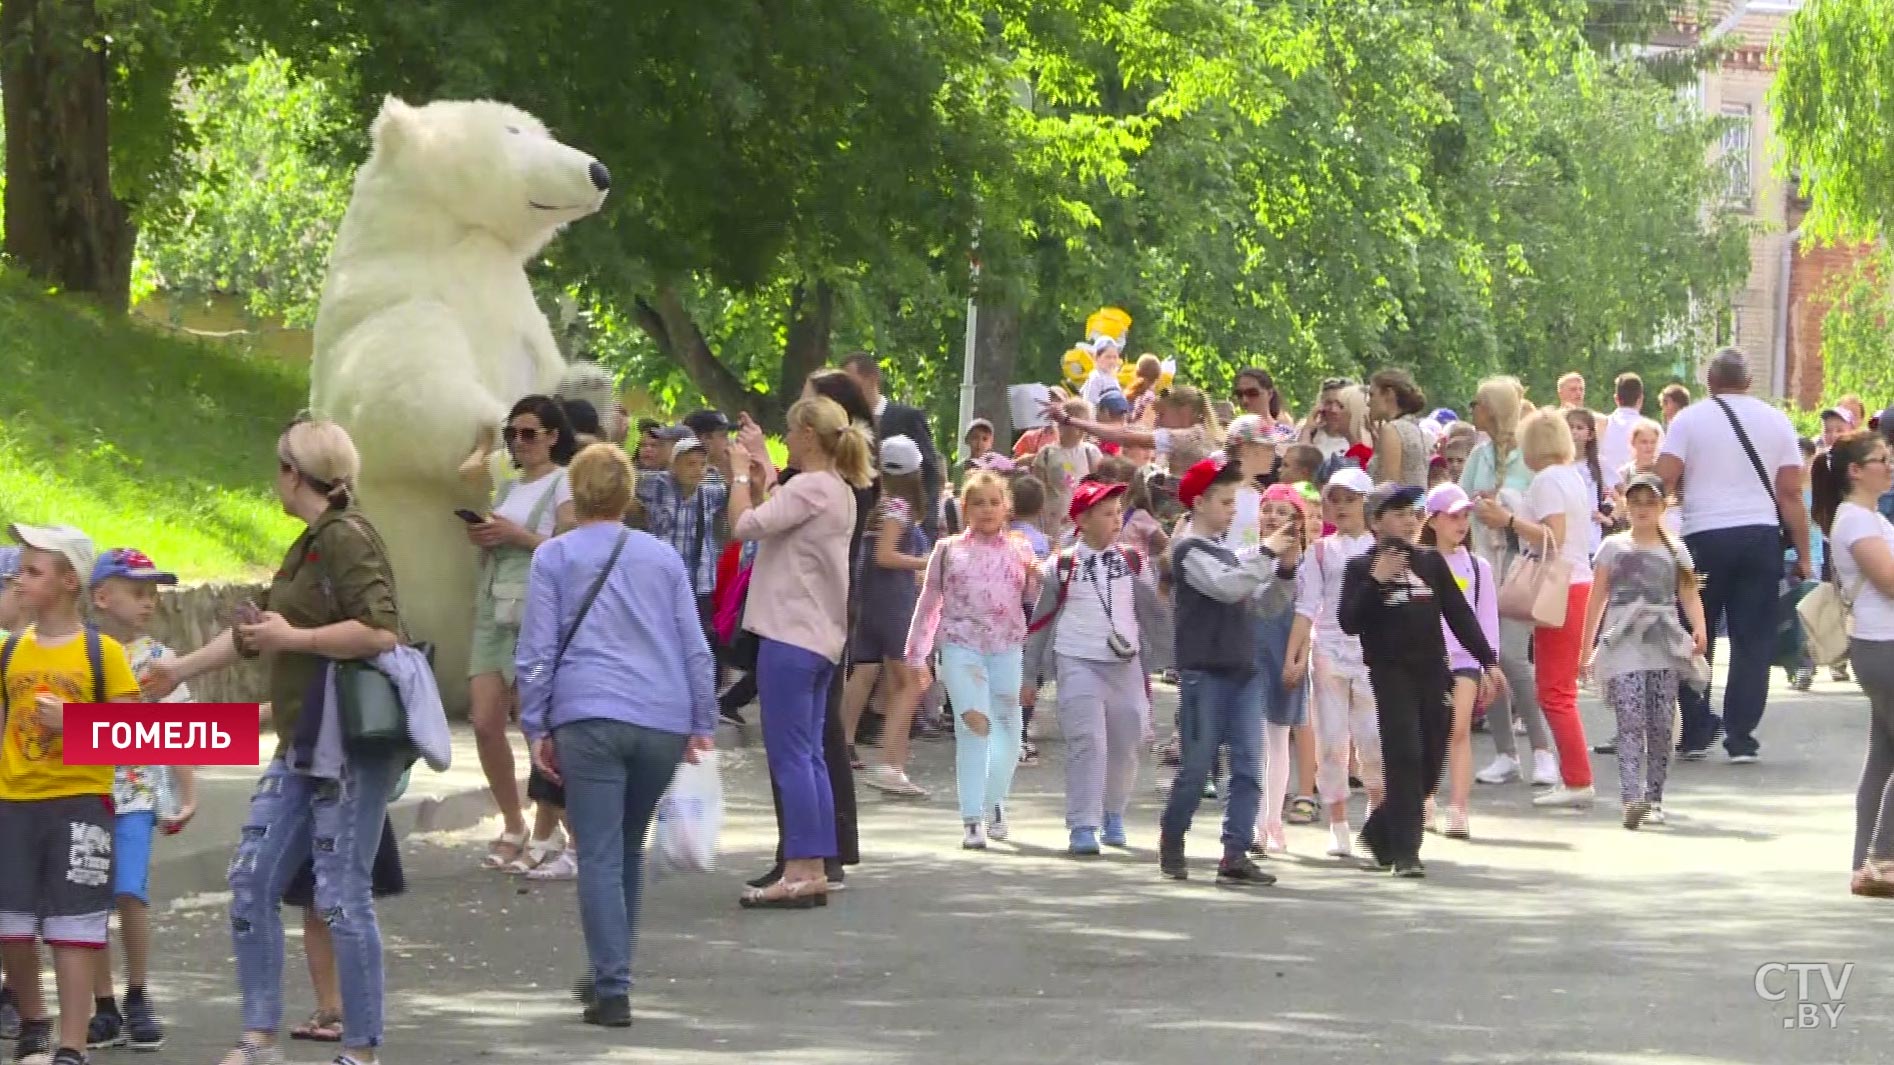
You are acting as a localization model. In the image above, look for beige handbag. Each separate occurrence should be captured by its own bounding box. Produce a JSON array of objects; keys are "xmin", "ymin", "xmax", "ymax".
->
[
  {"xmin": 1798, "ymin": 577, "xmax": 1861, "ymax": 668},
  {"xmin": 1498, "ymin": 525, "xmax": 1572, "ymax": 628}
]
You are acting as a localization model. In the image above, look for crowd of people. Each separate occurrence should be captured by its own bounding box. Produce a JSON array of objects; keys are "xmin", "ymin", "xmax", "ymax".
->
[{"xmin": 3, "ymin": 323, "xmax": 1894, "ymax": 1064}]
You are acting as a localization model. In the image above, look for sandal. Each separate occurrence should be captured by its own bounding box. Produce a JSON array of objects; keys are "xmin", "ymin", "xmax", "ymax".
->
[
  {"xmin": 526, "ymin": 849, "xmax": 579, "ymax": 881},
  {"xmin": 739, "ymin": 878, "xmax": 829, "ymax": 910},
  {"xmin": 481, "ymin": 830, "xmax": 528, "ymax": 870},
  {"xmin": 289, "ymin": 1010, "xmax": 343, "ymax": 1043},
  {"xmin": 1284, "ymin": 796, "xmax": 1319, "ymax": 825},
  {"xmin": 504, "ymin": 835, "xmax": 563, "ymax": 875}
]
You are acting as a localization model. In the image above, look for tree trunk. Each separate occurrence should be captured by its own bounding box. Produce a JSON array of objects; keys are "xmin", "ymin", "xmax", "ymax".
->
[
  {"xmin": 631, "ymin": 283, "xmax": 759, "ymax": 417},
  {"xmin": 1, "ymin": 0, "xmax": 133, "ymax": 310},
  {"xmin": 775, "ymin": 279, "xmax": 836, "ymax": 430},
  {"xmin": 970, "ymin": 294, "xmax": 1021, "ymax": 440}
]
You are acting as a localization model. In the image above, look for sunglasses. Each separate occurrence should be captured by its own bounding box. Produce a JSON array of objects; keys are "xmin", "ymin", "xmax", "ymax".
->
[
  {"xmin": 1234, "ymin": 387, "xmax": 1264, "ymax": 401},
  {"xmin": 503, "ymin": 426, "xmax": 548, "ymax": 444}
]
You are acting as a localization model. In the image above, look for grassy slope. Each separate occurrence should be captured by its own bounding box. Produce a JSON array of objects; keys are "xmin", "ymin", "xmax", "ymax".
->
[{"xmin": 0, "ymin": 271, "xmax": 305, "ymax": 581}]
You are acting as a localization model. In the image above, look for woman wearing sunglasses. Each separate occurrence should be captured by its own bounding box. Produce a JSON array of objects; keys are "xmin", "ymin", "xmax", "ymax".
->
[
  {"xmin": 1232, "ymin": 368, "xmax": 1293, "ymax": 428},
  {"xmin": 467, "ymin": 395, "xmax": 579, "ymax": 873}
]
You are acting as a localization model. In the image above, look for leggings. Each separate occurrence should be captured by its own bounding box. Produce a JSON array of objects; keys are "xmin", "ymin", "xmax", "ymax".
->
[
  {"xmin": 1311, "ymin": 651, "xmax": 1381, "ymax": 809},
  {"xmin": 1603, "ymin": 669, "xmax": 1677, "ymax": 805},
  {"xmin": 1485, "ymin": 618, "xmax": 1552, "ymax": 757},
  {"xmin": 1851, "ymin": 638, "xmax": 1894, "ymax": 869},
  {"xmin": 1257, "ymin": 722, "xmax": 1293, "ymax": 842},
  {"xmin": 1360, "ymin": 658, "xmax": 1450, "ymax": 866},
  {"xmin": 942, "ymin": 644, "xmax": 1025, "ymax": 821}
]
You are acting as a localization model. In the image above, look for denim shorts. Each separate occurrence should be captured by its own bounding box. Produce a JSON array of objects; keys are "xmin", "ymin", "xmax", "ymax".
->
[
  {"xmin": 113, "ymin": 810, "xmax": 157, "ymax": 903},
  {"xmin": 0, "ymin": 795, "xmax": 115, "ymax": 947}
]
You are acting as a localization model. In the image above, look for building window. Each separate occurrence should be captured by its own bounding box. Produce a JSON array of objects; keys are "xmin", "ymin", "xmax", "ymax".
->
[{"xmin": 1721, "ymin": 104, "xmax": 1753, "ymax": 210}]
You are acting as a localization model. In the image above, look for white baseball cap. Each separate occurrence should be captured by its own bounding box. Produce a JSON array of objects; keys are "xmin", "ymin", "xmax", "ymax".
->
[
  {"xmin": 879, "ymin": 434, "xmax": 924, "ymax": 477},
  {"xmin": 671, "ymin": 435, "xmax": 705, "ymax": 461},
  {"xmin": 1325, "ymin": 467, "xmax": 1373, "ymax": 496},
  {"xmin": 8, "ymin": 523, "xmax": 97, "ymax": 590}
]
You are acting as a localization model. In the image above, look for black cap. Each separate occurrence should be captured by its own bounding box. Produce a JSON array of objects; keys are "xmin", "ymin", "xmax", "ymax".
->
[
  {"xmin": 683, "ymin": 409, "xmax": 732, "ymax": 435},
  {"xmin": 1366, "ymin": 482, "xmax": 1424, "ymax": 518}
]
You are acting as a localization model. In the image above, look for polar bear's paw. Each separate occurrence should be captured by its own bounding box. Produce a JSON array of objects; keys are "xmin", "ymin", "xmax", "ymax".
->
[{"xmin": 458, "ymin": 425, "xmax": 500, "ymax": 485}]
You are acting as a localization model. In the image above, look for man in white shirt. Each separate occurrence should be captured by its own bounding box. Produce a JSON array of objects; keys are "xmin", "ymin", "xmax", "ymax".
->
[
  {"xmin": 1656, "ymin": 348, "xmax": 1812, "ymax": 764},
  {"xmin": 1598, "ymin": 372, "xmax": 1646, "ymax": 475}
]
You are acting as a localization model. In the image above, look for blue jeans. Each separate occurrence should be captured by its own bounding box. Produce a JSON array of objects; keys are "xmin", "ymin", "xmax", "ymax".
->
[
  {"xmin": 1679, "ymin": 525, "xmax": 1781, "ymax": 756},
  {"xmin": 757, "ymin": 638, "xmax": 838, "ymax": 859},
  {"xmin": 228, "ymin": 753, "xmax": 398, "ymax": 1048},
  {"xmin": 557, "ymin": 717, "xmax": 687, "ymax": 1000},
  {"xmin": 1159, "ymin": 668, "xmax": 1264, "ymax": 857},
  {"xmin": 940, "ymin": 644, "xmax": 1024, "ymax": 821}
]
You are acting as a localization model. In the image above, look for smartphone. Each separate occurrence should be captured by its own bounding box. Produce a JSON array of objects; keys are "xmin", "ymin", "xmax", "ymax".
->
[{"xmin": 455, "ymin": 509, "xmax": 486, "ymax": 524}]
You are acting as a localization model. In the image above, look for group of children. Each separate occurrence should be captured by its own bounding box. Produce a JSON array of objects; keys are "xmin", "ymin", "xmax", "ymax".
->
[
  {"xmin": 899, "ymin": 401, "xmax": 1708, "ymax": 884},
  {"xmin": 0, "ymin": 527, "xmax": 198, "ymax": 1065}
]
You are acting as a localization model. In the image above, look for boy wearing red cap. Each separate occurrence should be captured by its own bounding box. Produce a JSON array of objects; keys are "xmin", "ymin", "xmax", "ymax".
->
[
  {"xmin": 1024, "ymin": 479, "xmax": 1151, "ymax": 854},
  {"xmin": 1158, "ymin": 458, "xmax": 1300, "ymax": 885}
]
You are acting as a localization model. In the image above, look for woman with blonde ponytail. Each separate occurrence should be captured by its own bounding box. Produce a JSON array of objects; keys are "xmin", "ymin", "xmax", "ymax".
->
[
  {"xmin": 1053, "ymin": 382, "xmax": 1223, "ymax": 477},
  {"xmin": 727, "ymin": 395, "xmax": 868, "ymax": 909},
  {"xmin": 1459, "ymin": 376, "xmax": 1557, "ymax": 786}
]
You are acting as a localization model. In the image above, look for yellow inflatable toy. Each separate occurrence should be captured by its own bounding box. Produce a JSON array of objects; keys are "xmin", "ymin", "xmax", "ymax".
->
[
  {"xmin": 1085, "ymin": 306, "xmax": 1132, "ymax": 348},
  {"xmin": 1061, "ymin": 346, "xmax": 1095, "ymax": 391}
]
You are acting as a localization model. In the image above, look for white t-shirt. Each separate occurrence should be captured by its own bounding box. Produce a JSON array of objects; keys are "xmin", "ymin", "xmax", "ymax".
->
[
  {"xmin": 1659, "ymin": 394, "xmax": 1800, "ymax": 537},
  {"xmin": 1830, "ymin": 502, "xmax": 1894, "ymax": 640},
  {"xmin": 1599, "ymin": 406, "xmax": 1644, "ymax": 476},
  {"xmin": 493, "ymin": 468, "xmax": 572, "ymax": 538},
  {"xmin": 1526, "ymin": 462, "xmax": 1595, "ymax": 584},
  {"xmin": 1049, "ymin": 543, "xmax": 1142, "ymax": 663}
]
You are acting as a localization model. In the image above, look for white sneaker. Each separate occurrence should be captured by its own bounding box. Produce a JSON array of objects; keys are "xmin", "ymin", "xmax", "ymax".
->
[
  {"xmin": 1475, "ymin": 753, "xmax": 1520, "ymax": 784},
  {"xmin": 525, "ymin": 848, "xmax": 578, "ymax": 880},
  {"xmin": 1646, "ymin": 804, "xmax": 1667, "ymax": 825},
  {"xmin": 1531, "ymin": 750, "xmax": 1561, "ymax": 786},
  {"xmin": 1326, "ymin": 823, "xmax": 1354, "ymax": 858},
  {"xmin": 987, "ymin": 808, "xmax": 1009, "ymax": 842},
  {"xmin": 962, "ymin": 820, "xmax": 988, "ymax": 850},
  {"xmin": 1532, "ymin": 784, "xmax": 1595, "ymax": 808},
  {"xmin": 1512, "ymin": 718, "xmax": 1527, "ymax": 735}
]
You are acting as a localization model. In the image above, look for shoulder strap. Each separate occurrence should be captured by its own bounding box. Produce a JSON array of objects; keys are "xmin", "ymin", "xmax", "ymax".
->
[
  {"xmin": 1026, "ymin": 549, "xmax": 1080, "ymax": 634},
  {"xmin": 522, "ymin": 472, "xmax": 563, "ymax": 533},
  {"xmin": 86, "ymin": 625, "xmax": 104, "ymax": 704},
  {"xmin": 1712, "ymin": 397, "xmax": 1786, "ymax": 526},
  {"xmin": 557, "ymin": 528, "xmax": 631, "ymax": 664},
  {"xmin": 0, "ymin": 630, "xmax": 19, "ymax": 726}
]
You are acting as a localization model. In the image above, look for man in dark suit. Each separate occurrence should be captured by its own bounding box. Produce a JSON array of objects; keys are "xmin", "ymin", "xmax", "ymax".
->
[{"xmin": 840, "ymin": 351, "xmax": 944, "ymax": 537}]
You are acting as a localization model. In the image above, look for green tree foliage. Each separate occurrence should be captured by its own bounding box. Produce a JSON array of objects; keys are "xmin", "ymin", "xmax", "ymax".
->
[
  {"xmin": 1818, "ymin": 249, "xmax": 1894, "ymax": 404},
  {"xmin": 133, "ymin": 50, "xmax": 356, "ymax": 327},
  {"xmin": 1774, "ymin": 0, "xmax": 1894, "ymax": 242}
]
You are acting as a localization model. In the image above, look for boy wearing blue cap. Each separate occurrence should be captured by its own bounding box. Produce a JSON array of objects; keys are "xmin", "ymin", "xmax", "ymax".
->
[{"xmin": 83, "ymin": 549, "xmax": 197, "ymax": 1052}]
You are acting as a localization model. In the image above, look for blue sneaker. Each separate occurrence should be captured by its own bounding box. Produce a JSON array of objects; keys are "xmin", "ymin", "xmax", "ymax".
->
[
  {"xmin": 1101, "ymin": 813, "xmax": 1128, "ymax": 848},
  {"xmin": 1069, "ymin": 827, "xmax": 1101, "ymax": 855}
]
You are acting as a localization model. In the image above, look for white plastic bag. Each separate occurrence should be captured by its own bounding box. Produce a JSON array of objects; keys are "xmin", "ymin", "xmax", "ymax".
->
[{"xmin": 650, "ymin": 752, "xmax": 723, "ymax": 875}]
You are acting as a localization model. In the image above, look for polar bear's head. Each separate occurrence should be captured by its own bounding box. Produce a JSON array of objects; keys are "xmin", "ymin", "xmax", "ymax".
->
[{"xmin": 363, "ymin": 97, "xmax": 609, "ymax": 258}]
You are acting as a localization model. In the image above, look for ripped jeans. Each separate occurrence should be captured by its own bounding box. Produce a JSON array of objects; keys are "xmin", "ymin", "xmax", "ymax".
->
[
  {"xmin": 228, "ymin": 754, "xmax": 398, "ymax": 1048},
  {"xmin": 941, "ymin": 644, "xmax": 1025, "ymax": 822}
]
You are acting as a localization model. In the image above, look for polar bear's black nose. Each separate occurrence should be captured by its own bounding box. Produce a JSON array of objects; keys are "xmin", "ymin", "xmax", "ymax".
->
[{"xmin": 589, "ymin": 162, "xmax": 611, "ymax": 192}]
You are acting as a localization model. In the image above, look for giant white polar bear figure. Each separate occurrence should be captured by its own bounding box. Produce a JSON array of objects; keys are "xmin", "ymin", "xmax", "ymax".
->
[{"xmin": 310, "ymin": 97, "xmax": 609, "ymax": 710}]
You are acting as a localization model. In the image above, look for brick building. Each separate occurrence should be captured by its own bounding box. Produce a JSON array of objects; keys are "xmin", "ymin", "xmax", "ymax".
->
[{"xmin": 1653, "ymin": 0, "xmax": 1874, "ymax": 406}]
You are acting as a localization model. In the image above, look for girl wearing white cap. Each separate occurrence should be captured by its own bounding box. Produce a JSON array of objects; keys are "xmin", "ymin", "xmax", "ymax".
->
[
  {"xmin": 1285, "ymin": 465, "xmax": 1382, "ymax": 857},
  {"xmin": 842, "ymin": 435, "xmax": 934, "ymax": 796}
]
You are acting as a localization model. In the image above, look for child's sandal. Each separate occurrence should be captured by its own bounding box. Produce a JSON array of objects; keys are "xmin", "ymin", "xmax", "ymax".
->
[{"xmin": 289, "ymin": 1009, "xmax": 343, "ymax": 1042}]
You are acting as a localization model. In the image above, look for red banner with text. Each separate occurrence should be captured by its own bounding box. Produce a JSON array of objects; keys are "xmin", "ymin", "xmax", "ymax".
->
[{"xmin": 60, "ymin": 704, "xmax": 262, "ymax": 766}]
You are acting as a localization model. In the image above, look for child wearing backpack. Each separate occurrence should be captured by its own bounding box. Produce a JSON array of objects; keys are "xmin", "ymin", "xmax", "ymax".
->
[
  {"xmin": 1579, "ymin": 473, "xmax": 1706, "ymax": 829},
  {"xmin": 907, "ymin": 471, "xmax": 1042, "ymax": 849},
  {"xmin": 82, "ymin": 549, "xmax": 200, "ymax": 1052},
  {"xmin": 1025, "ymin": 479, "xmax": 1154, "ymax": 855},
  {"xmin": 0, "ymin": 525, "xmax": 144, "ymax": 1065},
  {"xmin": 1158, "ymin": 459, "xmax": 1300, "ymax": 884}
]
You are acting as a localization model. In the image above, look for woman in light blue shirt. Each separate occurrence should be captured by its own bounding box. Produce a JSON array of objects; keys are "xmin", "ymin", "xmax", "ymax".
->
[{"xmin": 516, "ymin": 443, "xmax": 716, "ymax": 1028}]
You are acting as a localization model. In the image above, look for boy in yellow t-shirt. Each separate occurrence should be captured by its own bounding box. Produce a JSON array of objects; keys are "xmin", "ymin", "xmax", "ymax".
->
[{"xmin": 0, "ymin": 525, "xmax": 142, "ymax": 1065}]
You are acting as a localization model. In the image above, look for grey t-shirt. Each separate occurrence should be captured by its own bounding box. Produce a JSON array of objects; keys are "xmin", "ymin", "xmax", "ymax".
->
[{"xmin": 1591, "ymin": 532, "xmax": 1695, "ymax": 678}]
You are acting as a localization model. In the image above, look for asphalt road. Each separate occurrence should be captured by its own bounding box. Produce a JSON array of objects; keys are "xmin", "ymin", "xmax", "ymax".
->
[{"xmin": 116, "ymin": 668, "xmax": 1894, "ymax": 1064}]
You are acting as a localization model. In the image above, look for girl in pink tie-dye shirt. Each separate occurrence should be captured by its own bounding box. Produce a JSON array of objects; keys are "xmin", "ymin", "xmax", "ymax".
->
[{"xmin": 907, "ymin": 471, "xmax": 1043, "ymax": 849}]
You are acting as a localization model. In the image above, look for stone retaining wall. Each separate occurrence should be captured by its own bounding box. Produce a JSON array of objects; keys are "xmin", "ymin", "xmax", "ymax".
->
[{"xmin": 151, "ymin": 582, "xmax": 270, "ymax": 703}]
